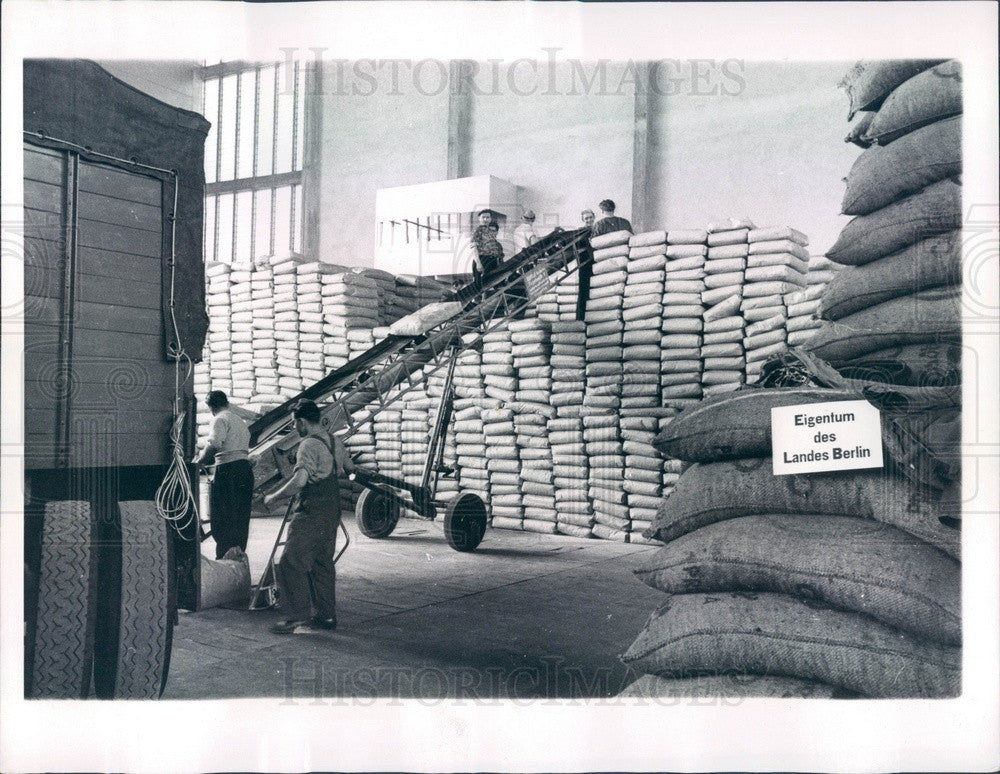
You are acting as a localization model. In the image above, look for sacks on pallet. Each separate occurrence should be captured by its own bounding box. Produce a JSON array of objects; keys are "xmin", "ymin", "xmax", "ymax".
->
[{"xmin": 620, "ymin": 592, "xmax": 959, "ymax": 698}]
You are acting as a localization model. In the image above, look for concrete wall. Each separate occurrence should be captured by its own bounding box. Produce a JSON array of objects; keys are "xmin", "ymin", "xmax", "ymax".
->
[
  {"xmin": 467, "ymin": 61, "xmax": 636, "ymax": 234},
  {"xmin": 96, "ymin": 60, "xmax": 204, "ymax": 114},
  {"xmin": 647, "ymin": 61, "xmax": 858, "ymax": 255},
  {"xmin": 312, "ymin": 61, "xmax": 450, "ymax": 267}
]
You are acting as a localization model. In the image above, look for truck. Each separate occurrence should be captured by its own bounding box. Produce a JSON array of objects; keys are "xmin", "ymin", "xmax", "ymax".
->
[{"xmin": 22, "ymin": 59, "xmax": 209, "ymax": 699}]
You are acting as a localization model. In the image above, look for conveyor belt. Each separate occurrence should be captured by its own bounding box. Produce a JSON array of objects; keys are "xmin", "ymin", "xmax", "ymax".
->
[{"xmin": 248, "ymin": 227, "xmax": 594, "ymax": 492}]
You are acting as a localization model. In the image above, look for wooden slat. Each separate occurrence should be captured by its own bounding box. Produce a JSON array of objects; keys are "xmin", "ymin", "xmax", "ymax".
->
[
  {"xmin": 77, "ymin": 246, "xmax": 161, "ymax": 281},
  {"xmin": 23, "ymin": 146, "xmax": 64, "ymax": 185},
  {"xmin": 24, "ymin": 180, "xmax": 64, "ymax": 214},
  {"xmin": 76, "ymin": 272, "xmax": 160, "ymax": 310},
  {"xmin": 25, "ymin": 357, "xmax": 173, "ymax": 391},
  {"xmin": 77, "ymin": 217, "xmax": 161, "ymax": 258},
  {"xmin": 77, "ymin": 163, "xmax": 161, "ymax": 207},
  {"xmin": 74, "ymin": 300, "xmax": 161, "ymax": 335},
  {"xmin": 24, "ymin": 294, "xmax": 61, "ymax": 324},
  {"xmin": 64, "ymin": 431, "xmax": 170, "ymax": 468},
  {"xmin": 77, "ymin": 191, "xmax": 161, "ymax": 235}
]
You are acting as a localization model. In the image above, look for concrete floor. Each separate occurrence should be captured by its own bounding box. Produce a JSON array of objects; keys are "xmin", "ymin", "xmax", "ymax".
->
[{"xmin": 164, "ymin": 515, "xmax": 665, "ymax": 701}]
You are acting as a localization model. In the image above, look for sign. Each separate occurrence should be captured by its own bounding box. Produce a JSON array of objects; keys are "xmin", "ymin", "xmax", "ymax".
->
[
  {"xmin": 771, "ymin": 399, "xmax": 884, "ymax": 476},
  {"xmin": 523, "ymin": 266, "xmax": 551, "ymax": 303}
]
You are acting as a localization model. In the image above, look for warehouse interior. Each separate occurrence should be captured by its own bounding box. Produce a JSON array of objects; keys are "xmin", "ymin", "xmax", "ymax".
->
[{"xmin": 22, "ymin": 54, "xmax": 966, "ymax": 704}]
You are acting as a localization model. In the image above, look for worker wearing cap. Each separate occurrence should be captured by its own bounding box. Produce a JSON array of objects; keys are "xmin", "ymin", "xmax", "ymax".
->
[
  {"xmin": 471, "ymin": 209, "xmax": 505, "ymax": 286},
  {"xmin": 263, "ymin": 400, "xmax": 354, "ymax": 634},
  {"xmin": 512, "ymin": 209, "xmax": 539, "ymax": 253},
  {"xmin": 193, "ymin": 391, "xmax": 253, "ymax": 559}
]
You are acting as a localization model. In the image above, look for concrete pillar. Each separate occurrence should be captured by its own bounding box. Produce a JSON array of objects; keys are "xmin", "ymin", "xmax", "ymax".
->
[
  {"xmin": 447, "ymin": 60, "xmax": 474, "ymax": 179},
  {"xmin": 630, "ymin": 62, "xmax": 653, "ymax": 233}
]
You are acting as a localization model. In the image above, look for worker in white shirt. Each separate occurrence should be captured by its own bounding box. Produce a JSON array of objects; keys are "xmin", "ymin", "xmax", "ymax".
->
[
  {"xmin": 193, "ymin": 390, "xmax": 253, "ymax": 558},
  {"xmin": 512, "ymin": 209, "xmax": 539, "ymax": 253}
]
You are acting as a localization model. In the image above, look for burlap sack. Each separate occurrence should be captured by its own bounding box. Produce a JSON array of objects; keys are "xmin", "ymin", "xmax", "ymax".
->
[
  {"xmin": 863, "ymin": 60, "xmax": 962, "ymax": 145},
  {"xmin": 820, "ymin": 231, "xmax": 960, "ymax": 320},
  {"xmin": 839, "ymin": 59, "xmax": 945, "ymax": 119},
  {"xmin": 652, "ymin": 387, "xmax": 860, "ymax": 462},
  {"xmin": 826, "ymin": 179, "xmax": 961, "ymax": 266},
  {"xmin": 843, "ymin": 116, "xmax": 961, "ymax": 215},
  {"xmin": 807, "ymin": 287, "xmax": 961, "ymax": 362},
  {"xmin": 618, "ymin": 673, "xmax": 841, "ymax": 699},
  {"xmin": 647, "ymin": 458, "xmax": 960, "ymax": 559},
  {"xmin": 620, "ymin": 592, "xmax": 960, "ymax": 698},
  {"xmin": 634, "ymin": 513, "xmax": 960, "ymax": 644},
  {"xmin": 836, "ymin": 341, "xmax": 961, "ymax": 387}
]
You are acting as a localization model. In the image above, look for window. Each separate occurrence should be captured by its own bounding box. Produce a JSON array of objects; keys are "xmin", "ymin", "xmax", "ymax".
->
[{"xmin": 201, "ymin": 61, "xmax": 307, "ymax": 264}]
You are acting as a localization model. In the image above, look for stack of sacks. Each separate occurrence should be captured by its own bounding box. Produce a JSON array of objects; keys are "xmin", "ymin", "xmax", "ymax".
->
[
  {"xmin": 584, "ymin": 229, "xmax": 630, "ymax": 418},
  {"xmin": 583, "ymin": 230, "xmax": 630, "ymax": 542},
  {"xmin": 481, "ymin": 327, "xmax": 516, "ymax": 404},
  {"xmin": 783, "ymin": 257, "xmax": 840, "ymax": 349},
  {"xmin": 393, "ymin": 274, "xmax": 452, "ymax": 321},
  {"xmin": 321, "ymin": 271, "xmax": 379, "ymax": 369},
  {"xmin": 205, "ymin": 261, "xmax": 232, "ymax": 402},
  {"xmin": 227, "ymin": 263, "xmax": 255, "ymax": 404},
  {"xmin": 372, "ymin": 407, "xmax": 403, "ymax": 481},
  {"xmin": 453, "ymin": 336, "xmax": 486, "ymax": 400},
  {"xmin": 548, "ymin": 415, "xmax": 592, "ymax": 538},
  {"xmin": 554, "ymin": 269, "xmax": 581, "ymax": 321},
  {"xmin": 342, "ymin": 417, "xmax": 376, "ymax": 515},
  {"xmin": 193, "ymin": 356, "xmax": 213, "ymax": 439},
  {"xmin": 452, "ymin": 397, "xmax": 491, "ymax": 504},
  {"xmin": 270, "ymin": 256, "xmax": 305, "ymax": 397},
  {"xmin": 550, "ymin": 321, "xmax": 586, "ymax": 419},
  {"xmin": 585, "ymin": 412, "xmax": 629, "ymax": 542},
  {"xmin": 399, "ymin": 389, "xmax": 432, "ymax": 489},
  {"xmin": 623, "ymin": 232, "xmax": 667, "ymax": 411},
  {"xmin": 742, "ymin": 226, "xmax": 809, "ymax": 381},
  {"xmin": 482, "ymin": 406, "xmax": 522, "ymax": 531},
  {"xmin": 509, "ymin": 319, "xmax": 557, "ymax": 533},
  {"xmin": 352, "ymin": 267, "xmax": 398, "ymax": 326},
  {"xmin": 813, "ymin": 59, "xmax": 962, "ymax": 390},
  {"xmin": 662, "ymin": 229, "xmax": 708, "ymax": 402},
  {"xmin": 619, "ymin": 387, "xmax": 961, "ymax": 698},
  {"xmin": 347, "ymin": 327, "xmax": 376, "ymax": 361},
  {"xmin": 533, "ymin": 286, "xmax": 560, "ymax": 322},
  {"xmin": 295, "ymin": 262, "xmax": 333, "ymax": 389},
  {"xmin": 247, "ymin": 264, "xmax": 281, "ymax": 412},
  {"xmin": 548, "ymin": 320, "xmax": 592, "ymax": 537},
  {"xmin": 425, "ymin": 366, "xmax": 460, "ymax": 500},
  {"xmin": 619, "ymin": 416, "xmax": 662, "ymax": 542}
]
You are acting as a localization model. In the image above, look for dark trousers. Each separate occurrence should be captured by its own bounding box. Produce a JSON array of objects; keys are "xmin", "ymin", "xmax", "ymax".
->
[
  {"xmin": 576, "ymin": 258, "xmax": 593, "ymax": 321},
  {"xmin": 275, "ymin": 512, "xmax": 339, "ymax": 621},
  {"xmin": 209, "ymin": 459, "xmax": 253, "ymax": 559}
]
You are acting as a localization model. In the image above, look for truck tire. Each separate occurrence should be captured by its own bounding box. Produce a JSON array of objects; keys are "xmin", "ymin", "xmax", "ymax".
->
[
  {"xmin": 94, "ymin": 501, "xmax": 174, "ymax": 699},
  {"xmin": 27, "ymin": 500, "xmax": 99, "ymax": 699}
]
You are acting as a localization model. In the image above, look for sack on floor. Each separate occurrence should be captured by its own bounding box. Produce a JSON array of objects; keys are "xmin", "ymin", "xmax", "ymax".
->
[
  {"xmin": 821, "ymin": 231, "xmax": 961, "ymax": 320},
  {"xmin": 863, "ymin": 60, "xmax": 962, "ymax": 145},
  {"xmin": 198, "ymin": 547, "xmax": 252, "ymax": 611},
  {"xmin": 646, "ymin": 458, "xmax": 961, "ymax": 559},
  {"xmin": 634, "ymin": 513, "xmax": 960, "ymax": 645},
  {"xmin": 826, "ymin": 179, "xmax": 961, "ymax": 266},
  {"xmin": 843, "ymin": 117, "xmax": 961, "ymax": 215},
  {"xmin": 620, "ymin": 592, "xmax": 960, "ymax": 698}
]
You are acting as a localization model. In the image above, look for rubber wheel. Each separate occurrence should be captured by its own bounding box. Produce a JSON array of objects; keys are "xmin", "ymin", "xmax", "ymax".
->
[
  {"xmin": 93, "ymin": 501, "xmax": 174, "ymax": 699},
  {"xmin": 26, "ymin": 500, "xmax": 99, "ymax": 699},
  {"xmin": 355, "ymin": 488, "xmax": 400, "ymax": 539},
  {"xmin": 444, "ymin": 492, "xmax": 487, "ymax": 552}
]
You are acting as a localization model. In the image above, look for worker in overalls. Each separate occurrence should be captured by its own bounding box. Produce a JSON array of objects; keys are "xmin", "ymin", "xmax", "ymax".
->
[{"xmin": 263, "ymin": 400, "xmax": 353, "ymax": 634}]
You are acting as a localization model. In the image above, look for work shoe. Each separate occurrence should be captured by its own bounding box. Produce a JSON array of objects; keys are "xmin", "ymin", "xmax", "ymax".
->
[
  {"xmin": 269, "ymin": 619, "xmax": 310, "ymax": 635},
  {"xmin": 309, "ymin": 616, "xmax": 337, "ymax": 631}
]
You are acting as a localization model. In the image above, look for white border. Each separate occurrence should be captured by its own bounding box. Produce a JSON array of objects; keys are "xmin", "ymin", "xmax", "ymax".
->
[{"xmin": 2, "ymin": 2, "xmax": 998, "ymax": 772}]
